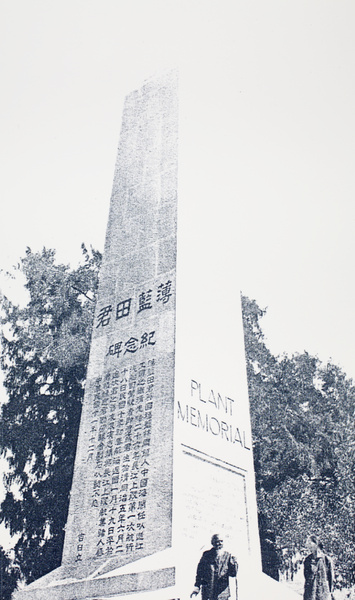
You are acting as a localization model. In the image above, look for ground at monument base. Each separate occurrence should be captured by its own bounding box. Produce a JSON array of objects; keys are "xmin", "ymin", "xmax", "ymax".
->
[
  {"xmin": 116, "ymin": 575, "xmax": 303, "ymax": 600},
  {"xmin": 14, "ymin": 572, "xmax": 301, "ymax": 600},
  {"xmin": 254, "ymin": 574, "xmax": 302, "ymax": 599}
]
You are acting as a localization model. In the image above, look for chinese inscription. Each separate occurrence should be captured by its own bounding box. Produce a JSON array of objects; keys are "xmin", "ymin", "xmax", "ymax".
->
[
  {"xmin": 84, "ymin": 361, "xmax": 155, "ymax": 559},
  {"xmin": 96, "ymin": 280, "xmax": 173, "ymax": 329},
  {"xmin": 106, "ymin": 331, "xmax": 156, "ymax": 360}
]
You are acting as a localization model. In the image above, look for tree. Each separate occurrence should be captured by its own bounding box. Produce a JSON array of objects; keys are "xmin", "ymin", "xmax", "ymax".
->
[
  {"xmin": 0, "ymin": 547, "xmax": 20, "ymax": 600},
  {"xmin": 242, "ymin": 295, "xmax": 355, "ymax": 587},
  {"xmin": 0, "ymin": 246, "xmax": 101, "ymax": 586}
]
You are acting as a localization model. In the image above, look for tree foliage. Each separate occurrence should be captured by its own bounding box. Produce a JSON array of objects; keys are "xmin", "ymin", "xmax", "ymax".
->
[
  {"xmin": 242, "ymin": 295, "xmax": 355, "ymax": 587},
  {"xmin": 0, "ymin": 547, "xmax": 20, "ymax": 600},
  {"xmin": 0, "ymin": 246, "xmax": 101, "ymax": 587}
]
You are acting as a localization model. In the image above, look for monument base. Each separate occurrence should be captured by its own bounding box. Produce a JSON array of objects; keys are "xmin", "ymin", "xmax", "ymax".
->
[
  {"xmin": 13, "ymin": 565, "xmax": 176, "ymax": 600},
  {"xmin": 14, "ymin": 563, "xmax": 302, "ymax": 600}
]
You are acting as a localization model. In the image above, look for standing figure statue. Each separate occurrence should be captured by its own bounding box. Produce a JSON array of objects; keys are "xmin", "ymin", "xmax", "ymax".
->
[
  {"xmin": 190, "ymin": 534, "xmax": 238, "ymax": 600},
  {"xmin": 303, "ymin": 535, "xmax": 333, "ymax": 600}
]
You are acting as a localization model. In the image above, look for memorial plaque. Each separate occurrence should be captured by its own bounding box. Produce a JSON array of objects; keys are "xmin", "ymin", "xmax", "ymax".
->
[{"xmin": 179, "ymin": 448, "xmax": 250, "ymax": 553}]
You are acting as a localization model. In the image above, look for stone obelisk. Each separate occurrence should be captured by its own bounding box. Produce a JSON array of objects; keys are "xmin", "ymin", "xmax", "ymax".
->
[{"xmin": 14, "ymin": 71, "xmax": 299, "ymax": 600}]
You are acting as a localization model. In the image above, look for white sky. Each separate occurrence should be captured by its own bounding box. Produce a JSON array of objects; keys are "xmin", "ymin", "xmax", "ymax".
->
[{"xmin": 1, "ymin": 0, "xmax": 355, "ymax": 381}]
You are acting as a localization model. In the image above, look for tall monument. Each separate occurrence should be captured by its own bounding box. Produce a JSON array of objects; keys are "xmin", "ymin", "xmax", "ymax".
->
[{"xmin": 14, "ymin": 72, "xmax": 299, "ymax": 600}]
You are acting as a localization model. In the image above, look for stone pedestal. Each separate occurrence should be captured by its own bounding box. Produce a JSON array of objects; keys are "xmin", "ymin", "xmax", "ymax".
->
[{"xmin": 14, "ymin": 71, "xmax": 300, "ymax": 600}]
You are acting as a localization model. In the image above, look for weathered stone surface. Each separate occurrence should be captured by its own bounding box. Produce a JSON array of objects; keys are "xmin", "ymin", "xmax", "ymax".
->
[
  {"xmin": 16, "ymin": 567, "xmax": 175, "ymax": 600},
  {"xmin": 15, "ymin": 70, "xmax": 178, "ymax": 600}
]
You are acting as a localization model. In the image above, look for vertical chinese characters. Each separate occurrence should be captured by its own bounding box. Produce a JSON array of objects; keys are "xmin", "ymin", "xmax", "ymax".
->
[{"xmin": 85, "ymin": 361, "xmax": 155, "ymax": 559}]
